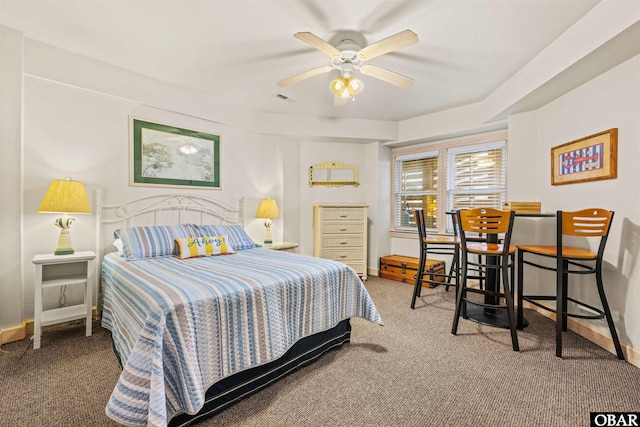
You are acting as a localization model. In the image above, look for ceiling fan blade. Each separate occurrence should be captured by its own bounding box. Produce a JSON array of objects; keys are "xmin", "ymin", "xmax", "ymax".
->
[
  {"xmin": 360, "ymin": 65, "xmax": 414, "ymax": 88},
  {"xmin": 277, "ymin": 66, "xmax": 333, "ymax": 87},
  {"xmin": 358, "ymin": 29, "xmax": 418, "ymax": 61},
  {"xmin": 294, "ymin": 32, "xmax": 341, "ymax": 58}
]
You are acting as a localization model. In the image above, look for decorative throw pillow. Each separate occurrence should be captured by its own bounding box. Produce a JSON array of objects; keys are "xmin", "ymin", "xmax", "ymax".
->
[
  {"xmin": 175, "ymin": 236, "xmax": 236, "ymax": 259},
  {"xmin": 194, "ymin": 224, "xmax": 259, "ymax": 250}
]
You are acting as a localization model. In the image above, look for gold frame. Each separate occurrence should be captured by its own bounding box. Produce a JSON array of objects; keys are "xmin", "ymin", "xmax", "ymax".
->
[
  {"xmin": 551, "ymin": 128, "xmax": 617, "ymax": 186},
  {"xmin": 308, "ymin": 160, "xmax": 359, "ymax": 187}
]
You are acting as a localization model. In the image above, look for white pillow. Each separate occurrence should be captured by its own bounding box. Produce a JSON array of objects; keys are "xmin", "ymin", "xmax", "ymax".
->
[{"xmin": 113, "ymin": 238, "xmax": 124, "ymax": 255}]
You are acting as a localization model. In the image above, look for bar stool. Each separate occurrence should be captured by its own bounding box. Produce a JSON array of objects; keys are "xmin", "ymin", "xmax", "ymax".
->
[
  {"xmin": 452, "ymin": 208, "xmax": 519, "ymax": 351},
  {"xmin": 451, "ymin": 212, "xmax": 486, "ymax": 290},
  {"xmin": 517, "ymin": 208, "xmax": 624, "ymax": 359},
  {"xmin": 410, "ymin": 209, "xmax": 460, "ymax": 309}
]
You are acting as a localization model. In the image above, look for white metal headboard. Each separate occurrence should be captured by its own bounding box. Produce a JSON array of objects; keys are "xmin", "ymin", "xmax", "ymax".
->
[
  {"xmin": 96, "ymin": 190, "xmax": 244, "ymax": 254},
  {"xmin": 94, "ymin": 191, "xmax": 244, "ymax": 306}
]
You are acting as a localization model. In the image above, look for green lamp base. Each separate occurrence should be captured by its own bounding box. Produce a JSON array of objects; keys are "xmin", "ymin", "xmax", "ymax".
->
[{"xmin": 54, "ymin": 247, "xmax": 75, "ymax": 255}]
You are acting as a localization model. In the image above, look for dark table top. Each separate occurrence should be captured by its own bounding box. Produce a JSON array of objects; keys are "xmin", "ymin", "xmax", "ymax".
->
[
  {"xmin": 512, "ymin": 212, "xmax": 555, "ymax": 218},
  {"xmin": 446, "ymin": 210, "xmax": 555, "ymax": 218}
]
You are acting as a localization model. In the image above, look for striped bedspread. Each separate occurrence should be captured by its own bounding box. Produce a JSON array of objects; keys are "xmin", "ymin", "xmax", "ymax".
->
[{"xmin": 101, "ymin": 248, "xmax": 382, "ymax": 426}]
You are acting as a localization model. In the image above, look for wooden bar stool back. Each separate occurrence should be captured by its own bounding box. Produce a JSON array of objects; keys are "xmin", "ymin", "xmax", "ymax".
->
[
  {"xmin": 452, "ymin": 208, "xmax": 519, "ymax": 351},
  {"xmin": 410, "ymin": 209, "xmax": 460, "ymax": 309},
  {"xmin": 517, "ymin": 208, "xmax": 624, "ymax": 359}
]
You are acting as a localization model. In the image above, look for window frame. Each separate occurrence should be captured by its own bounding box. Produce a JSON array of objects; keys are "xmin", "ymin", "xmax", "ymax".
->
[{"xmin": 391, "ymin": 130, "xmax": 508, "ymax": 237}]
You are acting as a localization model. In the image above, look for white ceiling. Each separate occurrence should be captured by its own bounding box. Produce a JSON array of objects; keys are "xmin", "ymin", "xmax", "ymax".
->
[{"xmin": 0, "ymin": 0, "xmax": 615, "ymax": 122}]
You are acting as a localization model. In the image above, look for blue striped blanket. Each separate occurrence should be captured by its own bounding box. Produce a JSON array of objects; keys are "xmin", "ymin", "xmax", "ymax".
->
[{"xmin": 101, "ymin": 249, "xmax": 382, "ymax": 426}]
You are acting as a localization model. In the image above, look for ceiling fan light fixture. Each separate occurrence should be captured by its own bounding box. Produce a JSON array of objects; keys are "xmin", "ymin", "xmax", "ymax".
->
[
  {"xmin": 348, "ymin": 77, "xmax": 363, "ymax": 95},
  {"xmin": 330, "ymin": 76, "xmax": 346, "ymax": 94},
  {"xmin": 279, "ymin": 29, "xmax": 418, "ymax": 104},
  {"xmin": 330, "ymin": 76, "xmax": 363, "ymax": 99}
]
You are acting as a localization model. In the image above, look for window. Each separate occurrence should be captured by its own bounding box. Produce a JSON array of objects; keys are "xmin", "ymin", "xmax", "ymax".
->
[
  {"xmin": 394, "ymin": 151, "xmax": 439, "ymax": 229},
  {"xmin": 447, "ymin": 141, "xmax": 507, "ymax": 211},
  {"xmin": 392, "ymin": 133, "xmax": 507, "ymax": 234}
]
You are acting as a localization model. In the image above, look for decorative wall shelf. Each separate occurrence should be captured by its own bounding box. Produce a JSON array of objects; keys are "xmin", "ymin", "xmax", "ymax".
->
[{"xmin": 308, "ymin": 161, "xmax": 359, "ymax": 187}]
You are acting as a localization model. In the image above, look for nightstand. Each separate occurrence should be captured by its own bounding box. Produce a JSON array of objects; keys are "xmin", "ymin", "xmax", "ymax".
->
[
  {"xmin": 32, "ymin": 251, "xmax": 96, "ymax": 349},
  {"xmin": 263, "ymin": 242, "xmax": 299, "ymax": 253}
]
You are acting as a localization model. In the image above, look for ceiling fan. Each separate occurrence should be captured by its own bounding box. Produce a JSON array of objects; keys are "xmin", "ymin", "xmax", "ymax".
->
[{"xmin": 277, "ymin": 29, "xmax": 418, "ymax": 105}]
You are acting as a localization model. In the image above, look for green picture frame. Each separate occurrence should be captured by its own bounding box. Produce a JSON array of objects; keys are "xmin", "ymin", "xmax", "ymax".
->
[{"xmin": 130, "ymin": 118, "xmax": 220, "ymax": 189}]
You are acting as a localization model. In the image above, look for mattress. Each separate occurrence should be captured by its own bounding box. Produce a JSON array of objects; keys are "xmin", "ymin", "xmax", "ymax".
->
[{"xmin": 101, "ymin": 248, "xmax": 382, "ymax": 426}]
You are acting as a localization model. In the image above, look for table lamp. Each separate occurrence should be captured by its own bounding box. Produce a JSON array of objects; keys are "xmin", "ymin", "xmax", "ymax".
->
[
  {"xmin": 256, "ymin": 197, "xmax": 280, "ymax": 244},
  {"xmin": 38, "ymin": 178, "xmax": 92, "ymax": 255}
]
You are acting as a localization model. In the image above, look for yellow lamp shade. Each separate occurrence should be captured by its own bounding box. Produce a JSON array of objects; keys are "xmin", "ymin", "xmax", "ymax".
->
[
  {"xmin": 256, "ymin": 198, "xmax": 279, "ymax": 219},
  {"xmin": 256, "ymin": 197, "xmax": 279, "ymax": 244},
  {"xmin": 38, "ymin": 178, "xmax": 91, "ymax": 255},
  {"xmin": 38, "ymin": 179, "xmax": 92, "ymax": 214}
]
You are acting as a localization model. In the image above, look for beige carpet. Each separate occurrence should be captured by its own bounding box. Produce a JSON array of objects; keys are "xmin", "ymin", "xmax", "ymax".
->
[{"xmin": 1, "ymin": 276, "xmax": 638, "ymax": 427}]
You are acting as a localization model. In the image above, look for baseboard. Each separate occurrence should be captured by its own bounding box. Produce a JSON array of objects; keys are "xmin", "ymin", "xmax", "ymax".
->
[
  {"xmin": 0, "ymin": 307, "xmax": 99, "ymax": 346},
  {"xmin": 0, "ymin": 321, "xmax": 27, "ymax": 345},
  {"xmin": 523, "ymin": 301, "xmax": 638, "ymax": 366}
]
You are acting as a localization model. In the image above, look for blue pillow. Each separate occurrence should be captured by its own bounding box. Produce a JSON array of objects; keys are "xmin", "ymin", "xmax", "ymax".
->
[
  {"xmin": 194, "ymin": 224, "xmax": 259, "ymax": 250},
  {"xmin": 114, "ymin": 224, "xmax": 199, "ymax": 260}
]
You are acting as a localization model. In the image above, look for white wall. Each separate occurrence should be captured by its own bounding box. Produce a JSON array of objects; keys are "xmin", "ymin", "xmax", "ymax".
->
[
  {"xmin": 388, "ymin": 54, "xmax": 640, "ymax": 351},
  {"xmin": 0, "ymin": 26, "xmax": 23, "ymax": 329},
  {"xmin": 364, "ymin": 142, "xmax": 392, "ymax": 275},
  {"xmin": 513, "ymin": 54, "xmax": 640, "ymax": 347},
  {"xmin": 1, "ymin": 18, "xmax": 638, "ymax": 356},
  {"xmin": 20, "ymin": 75, "xmax": 282, "ymax": 316},
  {"xmin": 280, "ymin": 139, "xmax": 389, "ymax": 275},
  {"xmin": 297, "ymin": 141, "xmax": 372, "ymax": 256}
]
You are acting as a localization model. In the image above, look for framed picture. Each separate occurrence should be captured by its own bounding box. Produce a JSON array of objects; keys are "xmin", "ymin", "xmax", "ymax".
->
[
  {"xmin": 130, "ymin": 118, "xmax": 220, "ymax": 189},
  {"xmin": 551, "ymin": 128, "xmax": 617, "ymax": 186}
]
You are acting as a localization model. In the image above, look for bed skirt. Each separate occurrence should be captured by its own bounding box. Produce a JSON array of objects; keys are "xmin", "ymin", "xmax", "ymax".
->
[
  {"xmin": 168, "ymin": 319, "xmax": 351, "ymax": 426},
  {"xmin": 110, "ymin": 318, "xmax": 352, "ymax": 427}
]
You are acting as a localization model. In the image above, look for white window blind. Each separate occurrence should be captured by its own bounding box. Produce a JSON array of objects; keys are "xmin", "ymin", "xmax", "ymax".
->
[
  {"xmin": 446, "ymin": 140, "xmax": 507, "ymax": 211},
  {"xmin": 394, "ymin": 151, "xmax": 439, "ymax": 230},
  {"xmin": 392, "ymin": 135, "xmax": 507, "ymax": 234}
]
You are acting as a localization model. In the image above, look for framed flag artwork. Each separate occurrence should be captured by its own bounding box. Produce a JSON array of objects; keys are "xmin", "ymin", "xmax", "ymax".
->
[{"xmin": 551, "ymin": 128, "xmax": 617, "ymax": 186}]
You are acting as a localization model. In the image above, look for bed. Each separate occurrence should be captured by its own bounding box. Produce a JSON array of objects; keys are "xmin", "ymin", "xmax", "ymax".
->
[{"xmin": 96, "ymin": 193, "xmax": 382, "ymax": 427}]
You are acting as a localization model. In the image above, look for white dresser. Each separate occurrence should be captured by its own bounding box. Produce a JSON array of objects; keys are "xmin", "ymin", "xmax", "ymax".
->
[{"xmin": 313, "ymin": 203, "xmax": 368, "ymax": 280}]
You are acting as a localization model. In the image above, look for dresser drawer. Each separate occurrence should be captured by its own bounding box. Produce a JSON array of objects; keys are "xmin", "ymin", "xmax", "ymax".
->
[
  {"xmin": 322, "ymin": 208, "xmax": 366, "ymax": 221},
  {"xmin": 321, "ymin": 223, "xmax": 364, "ymax": 234},
  {"xmin": 322, "ymin": 248, "xmax": 364, "ymax": 261},
  {"xmin": 322, "ymin": 235, "xmax": 364, "ymax": 248},
  {"xmin": 314, "ymin": 203, "xmax": 368, "ymax": 280},
  {"xmin": 344, "ymin": 262, "xmax": 365, "ymax": 274}
]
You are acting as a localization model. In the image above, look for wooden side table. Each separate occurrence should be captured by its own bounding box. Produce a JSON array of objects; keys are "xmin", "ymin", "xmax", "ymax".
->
[
  {"xmin": 263, "ymin": 242, "xmax": 299, "ymax": 253},
  {"xmin": 32, "ymin": 251, "xmax": 96, "ymax": 349}
]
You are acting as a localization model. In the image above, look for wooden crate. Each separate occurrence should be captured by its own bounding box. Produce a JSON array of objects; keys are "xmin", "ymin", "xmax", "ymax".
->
[{"xmin": 379, "ymin": 254, "xmax": 446, "ymax": 287}]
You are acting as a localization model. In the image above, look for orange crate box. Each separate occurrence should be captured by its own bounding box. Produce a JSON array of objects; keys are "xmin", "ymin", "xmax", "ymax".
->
[{"xmin": 379, "ymin": 254, "xmax": 446, "ymax": 287}]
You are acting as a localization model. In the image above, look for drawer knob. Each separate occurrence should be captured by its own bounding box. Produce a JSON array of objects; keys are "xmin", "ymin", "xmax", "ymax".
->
[
  {"xmin": 340, "ymin": 240, "xmax": 348, "ymax": 245},
  {"xmin": 339, "ymin": 226, "xmax": 347, "ymax": 231},
  {"xmin": 339, "ymin": 254, "xmax": 347, "ymax": 258},
  {"xmin": 339, "ymin": 214, "xmax": 348, "ymax": 218}
]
